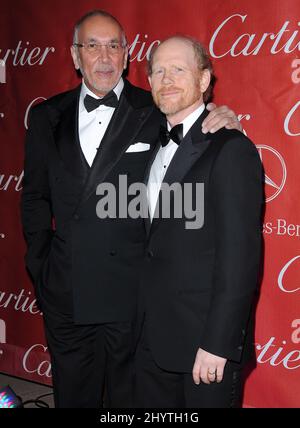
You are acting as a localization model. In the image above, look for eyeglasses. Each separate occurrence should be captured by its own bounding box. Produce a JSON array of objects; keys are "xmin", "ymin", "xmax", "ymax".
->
[{"xmin": 73, "ymin": 42, "xmax": 124, "ymax": 55}]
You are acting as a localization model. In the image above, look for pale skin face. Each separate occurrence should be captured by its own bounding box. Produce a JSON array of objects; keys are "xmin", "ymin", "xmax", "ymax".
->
[
  {"xmin": 71, "ymin": 15, "xmax": 128, "ymax": 97},
  {"xmin": 148, "ymin": 38, "xmax": 211, "ymax": 127}
]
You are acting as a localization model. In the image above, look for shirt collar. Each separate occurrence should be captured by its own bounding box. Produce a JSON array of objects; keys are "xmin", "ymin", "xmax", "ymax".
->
[{"xmin": 167, "ymin": 103, "xmax": 205, "ymax": 137}]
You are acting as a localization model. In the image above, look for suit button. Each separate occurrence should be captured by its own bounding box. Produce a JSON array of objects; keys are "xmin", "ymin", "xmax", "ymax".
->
[
  {"xmin": 73, "ymin": 214, "xmax": 80, "ymax": 221},
  {"xmin": 238, "ymin": 345, "xmax": 243, "ymax": 351},
  {"xmin": 147, "ymin": 250, "xmax": 154, "ymax": 259},
  {"xmin": 110, "ymin": 250, "xmax": 117, "ymax": 256}
]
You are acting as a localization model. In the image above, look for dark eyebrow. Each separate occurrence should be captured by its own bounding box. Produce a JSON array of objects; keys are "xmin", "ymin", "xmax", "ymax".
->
[
  {"xmin": 86, "ymin": 37, "xmax": 120, "ymax": 43},
  {"xmin": 108, "ymin": 38, "xmax": 121, "ymax": 44}
]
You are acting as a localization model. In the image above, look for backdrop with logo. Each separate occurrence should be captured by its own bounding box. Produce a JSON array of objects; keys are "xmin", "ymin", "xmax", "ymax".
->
[{"xmin": 0, "ymin": 0, "xmax": 299, "ymax": 408}]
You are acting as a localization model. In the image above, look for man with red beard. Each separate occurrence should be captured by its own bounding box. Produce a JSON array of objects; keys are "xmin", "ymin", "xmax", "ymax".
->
[
  {"xmin": 135, "ymin": 36, "xmax": 263, "ymax": 408},
  {"xmin": 21, "ymin": 11, "xmax": 243, "ymax": 408}
]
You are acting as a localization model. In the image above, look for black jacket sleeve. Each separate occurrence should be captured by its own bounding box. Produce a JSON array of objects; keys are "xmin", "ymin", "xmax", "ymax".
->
[
  {"xmin": 200, "ymin": 135, "xmax": 263, "ymax": 362},
  {"xmin": 20, "ymin": 106, "xmax": 53, "ymax": 282}
]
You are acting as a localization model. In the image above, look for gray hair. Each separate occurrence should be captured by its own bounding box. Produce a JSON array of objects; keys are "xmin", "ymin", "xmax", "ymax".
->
[
  {"xmin": 73, "ymin": 9, "xmax": 127, "ymax": 47},
  {"xmin": 148, "ymin": 35, "xmax": 214, "ymax": 102}
]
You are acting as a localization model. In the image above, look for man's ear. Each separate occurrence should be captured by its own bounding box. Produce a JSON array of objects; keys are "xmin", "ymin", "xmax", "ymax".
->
[
  {"xmin": 200, "ymin": 69, "xmax": 211, "ymax": 94},
  {"xmin": 148, "ymin": 75, "xmax": 153, "ymax": 89},
  {"xmin": 123, "ymin": 46, "xmax": 129, "ymax": 70},
  {"xmin": 70, "ymin": 45, "xmax": 80, "ymax": 70}
]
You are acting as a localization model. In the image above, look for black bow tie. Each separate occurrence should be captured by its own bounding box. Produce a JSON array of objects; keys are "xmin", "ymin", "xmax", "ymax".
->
[
  {"xmin": 84, "ymin": 92, "xmax": 118, "ymax": 112},
  {"xmin": 159, "ymin": 124, "xmax": 183, "ymax": 147}
]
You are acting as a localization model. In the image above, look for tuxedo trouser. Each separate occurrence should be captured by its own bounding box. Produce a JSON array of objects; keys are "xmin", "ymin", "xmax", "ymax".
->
[
  {"xmin": 39, "ymin": 288, "xmax": 135, "ymax": 408},
  {"xmin": 134, "ymin": 322, "xmax": 243, "ymax": 408}
]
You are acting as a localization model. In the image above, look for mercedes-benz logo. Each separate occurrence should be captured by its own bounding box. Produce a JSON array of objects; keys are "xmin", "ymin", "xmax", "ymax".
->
[{"xmin": 257, "ymin": 145, "xmax": 287, "ymax": 203}]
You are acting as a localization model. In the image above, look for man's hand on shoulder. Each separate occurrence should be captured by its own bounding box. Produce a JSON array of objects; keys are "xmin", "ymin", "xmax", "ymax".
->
[
  {"xmin": 192, "ymin": 347, "xmax": 227, "ymax": 385},
  {"xmin": 202, "ymin": 103, "xmax": 243, "ymax": 134}
]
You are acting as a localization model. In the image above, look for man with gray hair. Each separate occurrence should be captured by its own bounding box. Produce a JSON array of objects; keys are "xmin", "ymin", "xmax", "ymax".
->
[
  {"xmin": 21, "ymin": 10, "xmax": 244, "ymax": 407},
  {"xmin": 135, "ymin": 36, "xmax": 263, "ymax": 407}
]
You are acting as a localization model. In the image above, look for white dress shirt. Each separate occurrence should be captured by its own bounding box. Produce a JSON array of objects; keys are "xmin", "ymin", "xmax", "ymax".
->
[
  {"xmin": 147, "ymin": 104, "xmax": 205, "ymax": 221},
  {"xmin": 78, "ymin": 78, "xmax": 124, "ymax": 167}
]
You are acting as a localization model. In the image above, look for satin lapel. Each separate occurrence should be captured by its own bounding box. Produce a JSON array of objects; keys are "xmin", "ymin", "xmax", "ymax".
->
[
  {"xmin": 162, "ymin": 132, "xmax": 210, "ymax": 186},
  {"xmin": 77, "ymin": 89, "xmax": 155, "ymax": 207},
  {"xmin": 54, "ymin": 87, "xmax": 88, "ymax": 180},
  {"xmin": 149, "ymin": 113, "xmax": 211, "ymax": 234}
]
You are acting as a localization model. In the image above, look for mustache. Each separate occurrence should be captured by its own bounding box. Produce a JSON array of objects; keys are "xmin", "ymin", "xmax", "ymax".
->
[
  {"xmin": 94, "ymin": 65, "xmax": 114, "ymax": 72},
  {"xmin": 157, "ymin": 86, "xmax": 182, "ymax": 95}
]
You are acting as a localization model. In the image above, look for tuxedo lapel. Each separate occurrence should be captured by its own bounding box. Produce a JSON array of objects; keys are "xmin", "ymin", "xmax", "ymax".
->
[
  {"xmin": 149, "ymin": 109, "xmax": 212, "ymax": 234},
  {"xmin": 162, "ymin": 129, "xmax": 211, "ymax": 187},
  {"xmin": 77, "ymin": 82, "xmax": 155, "ymax": 208},
  {"xmin": 53, "ymin": 86, "xmax": 88, "ymax": 181}
]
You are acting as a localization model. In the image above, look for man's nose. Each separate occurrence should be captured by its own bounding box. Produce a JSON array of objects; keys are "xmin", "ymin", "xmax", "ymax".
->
[
  {"xmin": 161, "ymin": 70, "xmax": 173, "ymax": 84},
  {"xmin": 96, "ymin": 45, "xmax": 110, "ymax": 61}
]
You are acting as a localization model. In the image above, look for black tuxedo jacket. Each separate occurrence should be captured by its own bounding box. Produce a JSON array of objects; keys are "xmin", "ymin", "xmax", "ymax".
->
[
  {"xmin": 139, "ymin": 110, "xmax": 264, "ymax": 372},
  {"xmin": 21, "ymin": 80, "xmax": 162, "ymax": 324}
]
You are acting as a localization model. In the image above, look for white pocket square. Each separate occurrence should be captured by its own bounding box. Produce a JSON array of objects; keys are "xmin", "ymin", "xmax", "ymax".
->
[{"xmin": 125, "ymin": 142, "xmax": 150, "ymax": 153}]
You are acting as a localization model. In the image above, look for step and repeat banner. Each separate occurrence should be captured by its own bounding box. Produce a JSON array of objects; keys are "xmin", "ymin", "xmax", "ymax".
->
[{"xmin": 0, "ymin": 0, "xmax": 299, "ymax": 408}]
